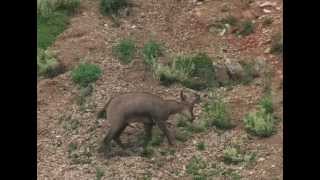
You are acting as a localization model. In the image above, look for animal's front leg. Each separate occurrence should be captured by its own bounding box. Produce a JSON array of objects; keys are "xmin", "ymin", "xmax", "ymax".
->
[
  {"xmin": 157, "ymin": 120, "xmax": 176, "ymax": 146},
  {"xmin": 143, "ymin": 121, "xmax": 154, "ymax": 146}
]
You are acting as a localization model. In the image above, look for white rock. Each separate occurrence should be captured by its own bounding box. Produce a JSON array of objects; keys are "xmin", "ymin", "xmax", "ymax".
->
[
  {"xmin": 263, "ymin": 9, "xmax": 272, "ymax": 13},
  {"xmin": 258, "ymin": 157, "xmax": 265, "ymax": 162},
  {"xmin": 271, "ymin": 164, "xmax": 276, "ymax": 168},
  {"xmin": 259, "ymin": 1, "xmax": 277, "ymax": 8}
]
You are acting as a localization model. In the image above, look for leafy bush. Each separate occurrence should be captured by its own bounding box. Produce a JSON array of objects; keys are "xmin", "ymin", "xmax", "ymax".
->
[
  {"xmin": 143, "ymin": 40, "xmax": 163, "ymax": 67},
  {"xmin": 238, "ymin": 20, "xmax": 254, "ymax": 36},
  {"xmin": 202, "ymin": 97, "xmax": 233, "ymax": 130},
  {"xmin": 71, "ymin": 63, "xmax": 102, "ymax": 87},
  {"xmin": 186, "ymin": 156, "xmax": 207, "ymax": 176},
  {"xmin": 196, "ymin": 142, "xmax": 206, "ymax": 151},
  {"xmin": 223, "ymin": 147, "xmax": 243, "ymax": 164},
  {"xmin": 156, "ymin": 53, "xmax": 216, "ymax": 90},
  {"xmin": 100, "ymin": 0, "xmax": 128, "ymax": 15},
  {"xmin": 259, "ymin": 95, "xmax": 273, "ymax": 114},
  {"xmin": 37, "ymin": 49, "xmax": 64, "ymax": 78},
  {"xmin": 243, "ymin": 108, "xmax": 276, "ymax": 137},
  {"xmin": 112, "ymin": 39, "xmax": 136, "ymax": 64}
]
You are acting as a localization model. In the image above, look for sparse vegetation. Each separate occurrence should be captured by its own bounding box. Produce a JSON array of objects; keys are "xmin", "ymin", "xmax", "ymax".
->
[
  {"xmin": 96, "ymin": 167, "xmax": 105, "ymax": 180},
  {"xmin": 243, "ymin": 108, "xmax": 276, "ymax": 137},
  {"xmin": 143, "ymin": 40, "xmax": 163, "ymax": 67},
  {"xmin": 71, "ymin": 63, "xmax": 102, "ymax": 87},
  {"xmin": 141, "ymin": 145, "xmax": 154, "ymax": 158},
  {"xmin": 221, "ymin": 15, "xmax": 239, "ymax": 27},
  {"xmin": 270, "ymin": 33, "xmax": 283, "ymax": 55},
  {"xmin": 100, "ymin": 0, "xmax": 128, "ymax": 15},
  {"xmin": 196, "ymin": 142, "xmax": 206, "ymax": 151},
  {"xmin": 241, "ymin": 62, "xmax": 255, "ymax": 85},
  {"xmin": 202, "ymin": 95, "xmax": 233, "ymax": 130},
  {"xmin": 37, "ymin": 48, "xmax": 65, "ymax": 78},
  {"xmin": 186, "ymin": 156, "xmax": 207, "ymax": 179},
  {"xmin": 113, "ymin": 39, "xmax": 136, "ymax": 64},
  {"xmin": 263, "ymin": 17, "xmax": 273, "ymax": 27},
  {"xmin": 238, "ymin": 20, "xmax": 254, "ymax": 36},
  {"xmin": 63, "ymin": 119, "xmax": 80, "ymax": 132},
  {"xmin": 223, "ymin": 147, "xmax": 243, "ymax": 164},
  {"xmin": 156, "ymin": 53, "xmax": 216, "ymax": 90}
]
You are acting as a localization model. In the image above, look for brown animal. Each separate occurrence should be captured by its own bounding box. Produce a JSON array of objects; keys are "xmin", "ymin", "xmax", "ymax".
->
[{"xmin": 97, "ymin": 91, "xmax": 200, "ymax": 153}]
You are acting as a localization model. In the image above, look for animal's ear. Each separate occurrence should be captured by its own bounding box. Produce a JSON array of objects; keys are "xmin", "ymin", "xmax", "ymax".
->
[
  {"xmin": 180, "ymin": 90, "xmax": 187, "ymax": 101},
  {"xmin": 192, "ymin": 93, "xmax": 201, "ymax": 105}
]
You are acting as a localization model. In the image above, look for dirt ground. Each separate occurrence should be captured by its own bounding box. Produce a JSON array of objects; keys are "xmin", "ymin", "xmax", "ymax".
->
[{"xmin": 37, "ymin": 0, "xmax": 283, "ymax": 179}]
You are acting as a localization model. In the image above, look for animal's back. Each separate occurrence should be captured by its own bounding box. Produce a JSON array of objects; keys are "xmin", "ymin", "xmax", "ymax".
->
[{"xmin": 107, "ymin": 92, "xmax": 165, "ymax": 118}]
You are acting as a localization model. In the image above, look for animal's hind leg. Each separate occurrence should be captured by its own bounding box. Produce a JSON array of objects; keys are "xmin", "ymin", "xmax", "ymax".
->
[
  {"xmin": 143, "ymin": 121, "xmax": 154, "ymax": 146},
  {"xmin": 113, "ymin": 123, "xmax": 128, "ymax": 149},
  {"xmin": 157, "ymin": 120, "xmax": 175, "ymax": 146}
]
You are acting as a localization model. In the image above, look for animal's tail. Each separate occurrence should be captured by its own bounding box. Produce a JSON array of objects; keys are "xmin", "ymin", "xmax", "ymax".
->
[{"xmin": 97, "ymin": 97, "xmax": 112, "ymax": 119}]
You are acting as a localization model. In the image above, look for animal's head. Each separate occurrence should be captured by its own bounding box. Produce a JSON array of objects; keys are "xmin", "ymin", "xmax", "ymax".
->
[{"xmin": 179, "ymin": 91, "xmax": 201, "ymax": 122}]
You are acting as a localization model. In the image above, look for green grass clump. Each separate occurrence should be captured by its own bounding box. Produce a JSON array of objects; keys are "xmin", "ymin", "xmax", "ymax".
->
[
  {"xmin": 223, "ymin": 147, "xmax": 243, "ymax": 164},
  {"xmin": 113, "ymin": 39, "xmax": 136, "ymax": 64},
  {"xmin": 186, "ymin": 156, "xmax": 207, "ymax": 179},
  {"xmin": 156, "ymin": 53, "xmax": 216, "ymax": 90},
  {"xmin": 95, "ymin": 167, "xmax": 105, "ymax": 180},
  {"xmin": 37, "ymin": 0, "xmax": 80, "ymax": 49},
  {"xmin": 37, "ymin": 11, "xmax": 69, "ymax": 49},
  {"xmin": 238, "ymin": 20, "xmax": 254, "ymax": 36},
  {"xmin": 100, "ymin": 0, "xmax": 128, "ymax": 15},
  {"xmin": 202, "ymin": 97, "xmax": 233, "ymax": 130},
  {"xmin": 143, "ymin": 40, "xmax": 163, "ymax": 67},
  {"xmin": 259, "ymin": 94, "xmax": 273, "ymax": 114},
  {"xmin": 37, "ymin": 48, "xmax": 64, "ymax": 78},
  {"xmin": 71, "ymin": 63, "xmax": 102, "ymax": 87},
  {"xmin": 196, "ymin": 142, "xmax": 206, "ymax": 151},
  {"xmin": 243, "ymin": 108, "xmax": 276, "ymax": 137}
]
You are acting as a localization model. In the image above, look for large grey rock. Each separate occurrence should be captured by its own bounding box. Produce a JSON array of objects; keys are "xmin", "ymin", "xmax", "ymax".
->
[
  {"xmin": 253, "ymin": 57, "xmax": 268, "ymax": 77},
  {"xmin": 214, "ymin": 63, "xmax": 230, "ymax": 85},
  {"xmin": 225, "ymin": 59, "xmax": 244, "ymax": 80}
]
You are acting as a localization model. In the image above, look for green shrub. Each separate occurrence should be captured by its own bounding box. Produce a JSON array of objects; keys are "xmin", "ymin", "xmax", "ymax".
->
[
  {"xmin": 55, "ymin": 0, "xmax": 81, "ymax": 13},
  {"xmin": 143, "ymin": 40, "xmax": 163, "ymax": 66},
  {"xmin": 238, "ymin": 20, "xmax": 254, "ymax": 36},
  {"xmin": 259, "ymin": 95, "xmax": 273, "ymax": 114},
  {"xmin": 202, "ymin": 98, "xmax": 233, "ymax": 130},
  {"xmin": 113, "ymin": 39, "xmax": 136, "ymax": 64},
  {"xmin": 186, "ymin": 156, "xmax": 207, "ymax": 176},
  {"xmin": 100, "ymin": 0, "xmax": 128, "ymax": 15},
  {"xmin": 71, "ymin": 63, "xmax": 102, "ymax": 87},
  {"xmin": 37, "ymin": 0, "xmax": 80, "ymax": 48},
  {"xmin": 243, "ymin": 108, "xmax": 275, "ymax": 137},
  {"xmin": 37, "ymin": 11, "xmax": 69, "ymax": 49},
  {"xmin": 223, "ymin": 147, "xmax": 243, "ymax": 164},
  {"xmin": 159, "ymin": 53, "xmax": 216, "ymax": 90},
  {"xmin": 196, "ymin": 142, "xmax": 206, "ymax": 151},
  {"xmin": 96, "ymin": 167, "xmax": 105, "ymax": 180},
  {"xmin": 37, "ymin": 49, "xmax": 64, "ymax": 78}
]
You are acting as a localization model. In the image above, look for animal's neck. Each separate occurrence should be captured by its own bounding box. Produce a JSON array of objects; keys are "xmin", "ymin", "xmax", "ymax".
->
[{"xmin": 166, "ymin": 100, "xmax": 183, "ymax": 115}]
